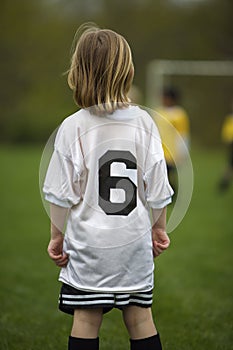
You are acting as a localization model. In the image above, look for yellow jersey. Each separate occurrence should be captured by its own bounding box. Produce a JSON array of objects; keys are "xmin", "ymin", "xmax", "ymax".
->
[
  {"xmin": 154, "ymin": 106, "xmax": 190, "ymax": 165},
  {"xmin": 221, "ymin": 114, "xmax": 233, "ymax": 144}
]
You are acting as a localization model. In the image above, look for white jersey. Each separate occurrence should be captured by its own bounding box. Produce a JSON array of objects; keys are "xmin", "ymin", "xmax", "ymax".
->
[{"xmin": 43, "ymin": 106, "xmax": 173, "ymax": 293}]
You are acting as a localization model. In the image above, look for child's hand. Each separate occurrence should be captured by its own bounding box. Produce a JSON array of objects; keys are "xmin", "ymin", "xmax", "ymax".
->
[
  {"xmin": 47, "ymin": 233, "xmax": 69, "ymax": 267},
  {"xmin": 152, "ymin": 228, "xmax": 170, "ymax": 258}
]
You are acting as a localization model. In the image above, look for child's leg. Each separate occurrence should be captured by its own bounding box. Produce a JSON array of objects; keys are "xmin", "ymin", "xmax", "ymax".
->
[
  {"xmin": 69, "ymin": 308, "xmax": 103, "ymax": 350},
  {"xmin": 122, "ymin": 306, "xmax": 162, "ymax": 349},
  {"xmin": 71, "ymin": 308, "xmax": 103, "ymax": 338},
  {"xmin": 123, "ymin": 306, "xmax": 156, "ymax": 339}
]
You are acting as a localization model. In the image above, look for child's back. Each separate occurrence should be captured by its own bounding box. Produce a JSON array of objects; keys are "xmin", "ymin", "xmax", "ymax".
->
[{"xmin": 44, "ymin": 105, "xmax": 172, "ymax": 293}]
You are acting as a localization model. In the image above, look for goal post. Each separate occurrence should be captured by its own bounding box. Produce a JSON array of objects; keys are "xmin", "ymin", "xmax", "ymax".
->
[{"xmin": 146, "ymin": 59, "xmax": 233, "ymax": 107}]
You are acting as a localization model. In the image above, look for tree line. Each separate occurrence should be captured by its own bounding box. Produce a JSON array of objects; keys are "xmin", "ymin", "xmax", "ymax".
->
[{"xmin": 1, "ymin": 0, "xmax": 232, "ymax": 145}]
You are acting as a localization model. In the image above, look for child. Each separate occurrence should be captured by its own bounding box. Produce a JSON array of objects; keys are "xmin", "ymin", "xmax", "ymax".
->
[
  {"xmin": 156, "ymin": 87, "xmax": 190, "ymax": 194},
  {"xmin": 43, "ymin": 24, "xmax": 173, "ymax": 350}
]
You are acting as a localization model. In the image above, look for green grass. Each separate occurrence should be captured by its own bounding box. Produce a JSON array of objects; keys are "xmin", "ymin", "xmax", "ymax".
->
[{"xmin": 0, "ymin": 145, "xmax": 232, "ymax": 349}]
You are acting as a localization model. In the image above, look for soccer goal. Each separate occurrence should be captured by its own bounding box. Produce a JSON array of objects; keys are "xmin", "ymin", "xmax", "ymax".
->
[{"xmin": 146, "ymin": 59, "xmax": 233, "ymax": 107}]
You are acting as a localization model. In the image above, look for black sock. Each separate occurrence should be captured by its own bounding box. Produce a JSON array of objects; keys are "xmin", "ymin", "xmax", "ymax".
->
[
  {"xmin": 130, "ymin": 334, "xmax": 162, "ymax": 350},
  {"xmin": 68, "ymin": 336, "xmax": 99, "ymax": 350}
]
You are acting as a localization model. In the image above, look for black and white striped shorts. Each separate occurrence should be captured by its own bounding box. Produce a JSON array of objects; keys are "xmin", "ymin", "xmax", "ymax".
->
[{"xmin": 59, "ymin": 283, "xmax": 153, "ymax": 315}]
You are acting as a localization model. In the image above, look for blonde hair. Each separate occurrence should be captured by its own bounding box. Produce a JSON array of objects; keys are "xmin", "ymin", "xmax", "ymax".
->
[{"xmin": 68, "ymin": 24, "xmax": 134, "ymax": 115}]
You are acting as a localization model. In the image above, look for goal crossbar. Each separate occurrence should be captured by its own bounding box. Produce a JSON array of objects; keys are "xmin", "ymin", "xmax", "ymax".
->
[{"xmin": 147, "ymin": 59, "xmax": 233, "ymax": 106}]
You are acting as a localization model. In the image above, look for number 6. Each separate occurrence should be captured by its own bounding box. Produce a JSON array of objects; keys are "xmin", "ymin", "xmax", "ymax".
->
[{"xmin": 98, "ymin": 150, "xmax": 137, "ymax": 216}]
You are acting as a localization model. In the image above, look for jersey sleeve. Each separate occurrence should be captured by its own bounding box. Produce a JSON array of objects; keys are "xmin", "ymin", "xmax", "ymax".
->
[
  {"xmin": 43, "ymin": 149, "xmax": 81, "ymax": 208},
  {"xmin": 144, "ymin": 158, "xmax": 174, "ymax": 208},
  {"xmin": 43, "ymin": 121, "xmax": 82, "ymax": 208},
  {"xmin": 144, "ymin": 121, "xmax": 174, "ymax": 209}
]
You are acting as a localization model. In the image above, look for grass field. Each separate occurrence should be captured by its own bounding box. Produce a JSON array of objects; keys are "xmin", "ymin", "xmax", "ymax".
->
[{"xmin": 0, "ymin": 145, "xmax": 232, "ymax": 350}]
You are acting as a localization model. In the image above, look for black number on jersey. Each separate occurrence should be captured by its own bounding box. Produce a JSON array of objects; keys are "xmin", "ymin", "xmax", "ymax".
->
[{"xmin": 98, "ymin": 150, "xmax": 137, "ymax": 216}]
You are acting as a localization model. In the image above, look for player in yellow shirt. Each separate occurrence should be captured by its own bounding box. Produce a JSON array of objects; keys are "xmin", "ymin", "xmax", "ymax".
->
[
  {"xmin": 218, "ymin": 112, "xmax": 233, "ymax": 191},
  {"xmin": 155, "ymin": 87, "xmax": 190, "ymax": 194}
]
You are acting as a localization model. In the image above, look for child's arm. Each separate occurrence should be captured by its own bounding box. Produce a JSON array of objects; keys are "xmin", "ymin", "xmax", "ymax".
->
[
  {"xmin": 47, "ymin": 203, "xmax": 69, "ymax": 267},
  {"xmin": 151, "ymin": 207, "xmax": 170, "ymax": 258}
]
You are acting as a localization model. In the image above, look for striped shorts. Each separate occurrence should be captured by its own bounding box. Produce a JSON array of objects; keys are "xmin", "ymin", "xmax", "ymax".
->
[{"xmin": 59, "ymin": 283, "xmax": 153, "ymax": 315}]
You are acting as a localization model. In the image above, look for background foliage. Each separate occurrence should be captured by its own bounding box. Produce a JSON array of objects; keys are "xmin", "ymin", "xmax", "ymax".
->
[{"xmin": 1, "ymin": 0, "xmax": 233, "ymax": 145}]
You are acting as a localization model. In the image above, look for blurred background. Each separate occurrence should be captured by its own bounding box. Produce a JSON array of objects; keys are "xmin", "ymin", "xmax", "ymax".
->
[
  {"xmin": 1, "ymin": 1, "xmax": 232, "ymax": 349},
  {"xmin": 1, "ymin": 0, "xmax": 233, "ymax": 145}
]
